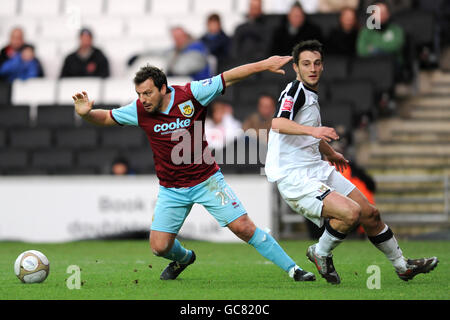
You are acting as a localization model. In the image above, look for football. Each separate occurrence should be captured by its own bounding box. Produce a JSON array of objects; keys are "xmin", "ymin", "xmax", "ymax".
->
[{"xmin": 14, "ymin": 250, "xmax": 50, "ymax": 283}]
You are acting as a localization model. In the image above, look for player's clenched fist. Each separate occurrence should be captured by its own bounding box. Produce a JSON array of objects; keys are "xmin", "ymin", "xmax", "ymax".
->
[
  {"xmin": 310, "ymin": 126, "xmax": 339, "ymax": 142},
  {"xmin": 72, "ymin": 91, "xmax": 94, "ymax": 116}
]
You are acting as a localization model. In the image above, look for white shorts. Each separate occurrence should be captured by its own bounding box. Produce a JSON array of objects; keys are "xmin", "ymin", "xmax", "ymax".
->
[{"xmin": 277, "ymin": 162, "xmax": 355, "ymax": 227}]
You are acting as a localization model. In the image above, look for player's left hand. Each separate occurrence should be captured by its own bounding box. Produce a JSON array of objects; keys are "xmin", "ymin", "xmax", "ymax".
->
[
  {"xmin": 325, "ymin": 152, "xmax": 349, "ymax": 173},
  {"xmin": 264, "ymin": 56, "xmax": 293, "ymax": 75}
]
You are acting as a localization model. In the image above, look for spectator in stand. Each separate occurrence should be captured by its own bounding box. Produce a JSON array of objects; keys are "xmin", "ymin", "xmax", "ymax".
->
[
  {"xmin": 356, "ymin": 2, "xmax": 405, "ymax": 66},
  {"xmin": 231, "ymin": 0, "xmax": 272, "ymax": 61},
  {"xmin": 242, "ymin": 94, "xmax": 276, "ymax": 143},
  {"xmin": 318, "ymin": 0, "xmax": 358, "ymax": 13},
  {"xmin": 200, "ymin": 14, "xmax": 231, "ymax": 70},
  {"xmin": 270, "ymin": 2, "xmax": 323, "ymax": 56},
  {"xmin": 0, "ymin": 27, "xmax": 44, "ymax": 79},
  {"xmin": 205, "ymin": 100, "xmax": 242, "ymax": 150},
  {"xmin": 111, "ymin": 157, "xmax": 135, "ymax": 175},
  {"xmin": 0, "ymin": 44, "xmax": 41, "ymax": 82},
  {"xmin": 0, "ymin": 27, "xmax": 25, "ymax": 67},
  {"xmin": 166, "ymin": 26, "xmax": 211, "ymax": 81},
  {"xmin": 60, "ymin": 28, "xmax": 110, "ymax": 78},
  {"xmin": 326, "ymin": 7, "xmax": 359, "ymax": 56}
]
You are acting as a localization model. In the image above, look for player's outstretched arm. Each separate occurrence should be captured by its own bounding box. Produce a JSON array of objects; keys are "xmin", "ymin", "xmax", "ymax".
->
[
  {"xmin": 222, "ymin": 55, "xmax": 292, "ymax": 87},
  {"xmin": 272, "ymin": 117, "xmax": 339, "ymax": 141},
  {"xmin": 72, "ymin": 91, "xmax": 117, "ymax": 126}
]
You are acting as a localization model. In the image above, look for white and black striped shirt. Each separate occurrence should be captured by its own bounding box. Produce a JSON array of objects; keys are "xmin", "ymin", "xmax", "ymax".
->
[{"xmin": 265, "ymin": 80, "xmax": 324, "ymax": 182}]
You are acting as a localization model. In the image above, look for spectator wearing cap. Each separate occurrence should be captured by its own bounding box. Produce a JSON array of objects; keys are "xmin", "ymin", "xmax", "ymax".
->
[{"xmin": 60, "ymin": 28, "xmax": 110, "ymax": 78}]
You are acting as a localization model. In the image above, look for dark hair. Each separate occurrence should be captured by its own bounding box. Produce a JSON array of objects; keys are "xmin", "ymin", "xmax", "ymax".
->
[
  {"xmin": 207, "ymin": 13, "xmax": 221, "ymax": 23},
  {"xmin": 292, "ymin": 39, "xmax": 324, "ymax": 65},
  {"xmin": 20, "ymin": 44, "xmax": 34, "ymax": 52},
  {"xmin": 79, "ymin": 27, "xmax": 93, "ymax": 37},
  {"xmin": 133, "ymin": 64, "xmax": 167, "ymax": 90},
  {"xmin": 291, "ymin": 1, "xmax": 303, "ymax": 11}
]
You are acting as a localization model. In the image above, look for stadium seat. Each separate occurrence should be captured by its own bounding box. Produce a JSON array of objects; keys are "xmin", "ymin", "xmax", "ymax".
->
[
  {"xmin": 167, "ymin": 14, "xmax": 205, "ymax": 38},
  {"xmin": 9, "ymin": 128, "xmax": 52, "ymax": 149},
  {"xmin": 31, "ymin": 149, "xmax": 74, "ymax": 172},
  {"xmin": 106, "ymin": 0, "xmax": 148, "ymax": 16},
  {"xmin": 1, "ymin": 17, "xmax": 39, "ymax": 40},
  {"xmin": 234, "ymin": 82, "xmax": 281, "ymax": 108},
  {"xmin": 0, "ymin": 149, "xmax": 28, "ymax": 173},
  {"xmin": 11, "ymin": 79, "xmax": 57, "ymax": 108},
  {"xmin": 350, "ymin": 57, "xmax": 395, "ymax": 93},
  {"xmin": 321, "ymin": 55, "xmax": 350, "ymax": 83},
  {"xmin": 0, "ymin": 130, "xmax": 5, "ymax": 148},
  {"xmin": 81, "ymin": 17, "xmax": 125, "ymax": 39},
  {"xmin": 0, "ymin": 81, "xmax": 11, "ymax": 105},
  {"xmin": 393, "ymin": 10, "xmax": 434, "ymax": 47},
  {"xmin": 126, "ymin": 148, "xmax": 155, "ymax": 173},
  {"xmin": 101, "ymin": 78, "xmax": 137, "ymax": 105},
  {"xmin": 308, "ymin": 13, "xmax": 339, "ymax": 39},
  {"xmin": 320, "ymin": 101, "xmax": 354, "ymax": 130},
  {"xmin": 329, "ymin": 80, "xmax": 374, "ymax": 115},
  {"xmin": 36, "ymin": 105, "xmax": 76, "ymax": 128},
  {"xmin": 0, "ymin": 106, "xmax": 30, "ymax": 128},
  {"xmin": 57, "ymin": 77, "xmax": 102, "ymax": 105},
  {"xmin": 20, "ymin": 0, "xmax": 61, "ymax": 16},
  {"xmin": 55, "ymin": 127, "xmax": 98, "ymax": 149},
  {"xmin": 34, "ymin": 40, "xmax": 61, "ymax": 79},
  {"xmin": 150, "ymin": 0, "xmax": 191, "ymax": 15},
  {"xmin": 318, "ymin": 82, "xmax": 328, "ymax": 102},
  {"xmin": 232, "ymin": 103, "xmax": 255, "ymax": 123},
  {"xmin": 101, "ymin": 39, "xmax": 146, "ymax": 77},
  {"xmin": 0, "ymin": 0, "xmax": 18, "ymax": 17},
  {"xmin": 126, "ymin": 17, "xmax": 169, "ymax": 39},
  {"xmin": 39, "ymin": 17, "xmax": 76, "ymax": 40},
  {"xmin": 64, "ymin": 0, "xmax": 105, "ymax": 17},
  {"xmin": 76, "ymin": 148, "xmax": 119, "ymax": 173},
  {"xmin": 100, "ymin": 127, "xmax": 145, "ymax": 149},
  {"xmin": 192, "ymin": 0, "xmax": 234, "ymax": 15}
]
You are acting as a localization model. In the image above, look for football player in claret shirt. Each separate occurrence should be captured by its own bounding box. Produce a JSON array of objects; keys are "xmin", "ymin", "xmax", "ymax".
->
[
  {"xmin": 265, "ymin": 40, "xmax": 438, "ymax": 284},
  {"xmin": 72, "ymin": 56, "xmax": 316, "ymax": 282}
]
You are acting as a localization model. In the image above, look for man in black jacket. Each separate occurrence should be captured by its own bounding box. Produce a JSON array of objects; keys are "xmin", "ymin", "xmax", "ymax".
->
[
  {"xmin": 270, "ymin": 2, "xmax": 323, "ymax": 56},
  {"xmin": 60, "ymin": 28, "xmax": 110, "ymax": 78}
]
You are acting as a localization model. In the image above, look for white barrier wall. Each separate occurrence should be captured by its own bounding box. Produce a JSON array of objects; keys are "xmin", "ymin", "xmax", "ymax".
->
[{"xmin": 0, "ymin": 175, "xmax": 272, "ymax": 243}]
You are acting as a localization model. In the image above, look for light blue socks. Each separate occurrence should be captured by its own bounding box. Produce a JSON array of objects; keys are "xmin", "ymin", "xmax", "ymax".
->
[
  {"xmin": 248, "ymin": 228, "xmax": 298, "ymax": 273},
  {"xmin": 162, "ymin": 239, "xmax": 192, "ymax": 264}
]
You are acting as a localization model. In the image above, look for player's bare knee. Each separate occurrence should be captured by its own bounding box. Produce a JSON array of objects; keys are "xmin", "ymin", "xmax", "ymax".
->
[
  {"xmin": 362, "ymin": 205, "xmax": 381, "ymax": 228},
  {"xmin": 150, "ymin": 241, "xmax": 170, "ymax": 257}
]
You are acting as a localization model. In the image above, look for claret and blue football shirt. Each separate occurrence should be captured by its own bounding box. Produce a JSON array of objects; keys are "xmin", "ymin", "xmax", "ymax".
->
[{"xmin": 110, "ymin": 74, "xmax": 226, "ymax": 188}]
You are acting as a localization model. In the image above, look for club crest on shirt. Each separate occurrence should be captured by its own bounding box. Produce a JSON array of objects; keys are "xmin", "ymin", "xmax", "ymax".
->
[
  {"xmin": 178, "ymin": 100, "xmax": 195, "ymax": 118},
  {"xmin": 281, "ymin": 96, "xmax": 294, "ymax": 112}
]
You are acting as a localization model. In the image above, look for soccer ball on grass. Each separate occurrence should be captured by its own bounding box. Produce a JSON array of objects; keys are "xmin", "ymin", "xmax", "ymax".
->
[{"xmin": 14, "ymin": 250, "xmax": 50, "ymax": 283}]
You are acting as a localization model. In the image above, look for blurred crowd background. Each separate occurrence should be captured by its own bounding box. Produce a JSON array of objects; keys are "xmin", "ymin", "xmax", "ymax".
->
[{"xmin": 0, "ymin": 0, "xmax": 448, "ymax": 176}]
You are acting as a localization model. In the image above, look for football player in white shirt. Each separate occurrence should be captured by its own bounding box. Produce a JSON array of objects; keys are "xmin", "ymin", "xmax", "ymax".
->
[{"xmin": 265, "ymin": 40, "xmax": 438, "ymax": 284}]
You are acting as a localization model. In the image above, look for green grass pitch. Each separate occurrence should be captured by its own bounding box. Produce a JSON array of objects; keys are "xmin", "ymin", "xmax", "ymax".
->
[{"xmin": 0, "ymin": 239, "xmax": 448, "ymax": 300}]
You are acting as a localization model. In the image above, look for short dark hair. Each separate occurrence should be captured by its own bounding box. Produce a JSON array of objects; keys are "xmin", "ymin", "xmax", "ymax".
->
[
  {"xmin": 133, "ymin": 64, "xmax": 167, "ymax": 90},
  {"xmin": 207, "ymin": 13, "xmax": 221, "ymax": 23},
  {"xmin": 292, "ymin": 39, "xmax": 324, "ymax": 65}
]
